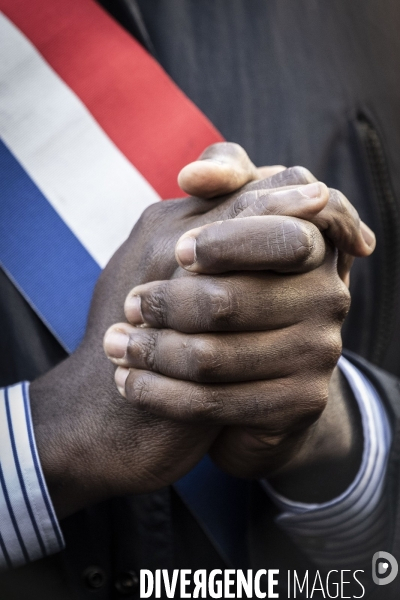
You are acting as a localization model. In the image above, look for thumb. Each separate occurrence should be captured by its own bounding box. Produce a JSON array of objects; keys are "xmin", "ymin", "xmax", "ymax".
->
[{"xmin": 178, "ymin": 142, "xmax": 285, "ymax": 198}]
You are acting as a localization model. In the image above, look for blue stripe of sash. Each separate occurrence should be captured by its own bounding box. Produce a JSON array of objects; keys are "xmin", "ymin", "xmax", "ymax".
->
[
  {"xmin": 175, "ymin": 455, "xmax": 249, "ymax": 566},
  {"xmin": 0, "ymin": 140, "xmax": 101, "ymax": 353},
  {"xmin": 0, "ymin": 139, "xmax": 248, "ymax": 566}
]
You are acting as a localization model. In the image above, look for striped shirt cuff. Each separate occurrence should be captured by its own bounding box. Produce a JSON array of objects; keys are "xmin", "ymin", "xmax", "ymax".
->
[
  {"xmin": 0, "ymin": 382, "xmax": 64, "ymax": 570},
  {"xmin": 264, "ymin": 356, "xmax": 392, "ymax": 569}
]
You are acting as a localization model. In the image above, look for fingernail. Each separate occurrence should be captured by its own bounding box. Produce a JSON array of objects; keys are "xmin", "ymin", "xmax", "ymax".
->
[
  {"xmin": 115, "ymin": 367, "xmax": 129, "ymax": 397},
  {"xmin": 104, "ymin": 330, "xmax": 129, "ymax": 359},
  {"xmin": 176, "ymin": 236, "xmax": 196, "ymax": 267},
  {"xmin": 360, "ymin": 221, "xmax": 376, "ymax": 249},
  {"xmin": 298, "ymin": 182, "xmax": 322, "ymax": 198},
  {"xmin": 125, "ymin": 295, "xmax": 144, "ymax": 325}
]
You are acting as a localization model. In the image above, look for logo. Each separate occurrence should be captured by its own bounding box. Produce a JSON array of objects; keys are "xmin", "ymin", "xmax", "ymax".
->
[{"xmin": 372, "ymin": 551, "xmax": 398, "ymax": 586}]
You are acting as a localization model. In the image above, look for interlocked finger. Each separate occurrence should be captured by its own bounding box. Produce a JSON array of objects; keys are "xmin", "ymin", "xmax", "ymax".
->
[
  {"xmin": 122, "ymin": 250, "xmax": 348, "ymax": 333},
  {"xmin": 176, "ymin": 183, "xmax": 375, "ymax": 274},
  {"xmin": 117, "ymin": 367, "xmax": 329, "ymax": 431},
  {"xmin": 104, "ymin": 323, "xmax": 323, "ymax": 383}
]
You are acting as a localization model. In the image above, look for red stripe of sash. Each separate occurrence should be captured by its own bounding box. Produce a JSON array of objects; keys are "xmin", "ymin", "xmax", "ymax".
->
[{"xmin": 1, "ymin": 0, "xmax": 223, "ymax": 199}]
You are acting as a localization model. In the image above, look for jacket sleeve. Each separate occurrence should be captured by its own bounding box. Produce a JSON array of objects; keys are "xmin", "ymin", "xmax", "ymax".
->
[{"xmin": 0, "ymin": 382, "xmax": 64, "ymax": 570}]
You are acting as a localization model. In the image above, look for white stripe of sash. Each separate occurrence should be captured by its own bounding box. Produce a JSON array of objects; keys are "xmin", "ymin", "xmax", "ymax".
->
[{"xmin": 0, "ymin": 13, "xmax": 160, "ymax": 268}]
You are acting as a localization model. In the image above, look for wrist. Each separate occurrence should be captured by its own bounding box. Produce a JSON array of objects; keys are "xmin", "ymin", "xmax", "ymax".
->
[
  {"xmin": 29, "ymin": 350, "xmax": 112, "ymax": 519},
  {"xmin": 267, "ymin": 366, "xmax": 363, "ymax": 503}
]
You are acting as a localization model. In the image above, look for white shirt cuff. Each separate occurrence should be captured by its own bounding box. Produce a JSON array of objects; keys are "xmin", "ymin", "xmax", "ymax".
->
[
  {"xmin": 263, "ymin": 355, "xmax": 392, "ymax": 568},
  {"xmin": 0, "ymin": 382, "xmax": 64, "ymax": 569}
]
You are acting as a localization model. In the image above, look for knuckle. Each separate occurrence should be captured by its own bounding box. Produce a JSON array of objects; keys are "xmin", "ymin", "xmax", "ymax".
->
[
  {"xmin": 296, "ymin": 320, "xmax": 343, "ymax": 372},
  {"xmin": 333, "ymin": 281, "xmax": 351, "ymax": 320},
  {"xmin": 144, "ymin": 287, "xmax": 168, "ymax": 326},
  {"xmin": 188, "ymin": 388, "xmax": 222, "ymax": 420},
  {"xmin": 189, "ymin": 338, "xmax": 222, "ymax": 382},
  {"xmin": 228, "ymin": 191, "xmax": 252, "ymax": 217},
  {"xmin": 309, "ymin": 387, "xmax": 329, "ymax": 419},
  {"xmin": 128, "ymin": 372, "xmax": 153, "ymax": 409},
  {"xmin": 203, "ymin": 282, "xmax": 237, "ymax": 329},
  {"xmin": 276, "ymin": 220, "xmax": 315, "ymax": 265},
  {"xmin": 307, "ymin": 266, "xmax": 351, "ymax": 321},
  {"xmin": 315, "ymin": 331, "xmax": 343, "ymax": 368},
  {"xmin": 138, "ymin": 199, "xmax": 185, "ymax": 235},
  {"xmin": 296, "ymin": 382, "xmax": 329, "ymax": 427},
  {"xmin": 252, "ymin": 191, "xmax": 273, "ymax": 216},
  {"xmin": 282, "ymin": 166, "xmax": 315, "ymax": 186},
  {"xmin": 323, "ymin": 278, "xmax": 351, "ymax": 321},
  {"xmin": 128, "ymin": 331, "xmax": 158, "ymax": 370},
  {"xmin": 138, "ymin": 201, "xmax": 163, "ymax": 226},
  {"xmin": 269, "ymin": 381, "xmax": 327, "ymax": 432}
]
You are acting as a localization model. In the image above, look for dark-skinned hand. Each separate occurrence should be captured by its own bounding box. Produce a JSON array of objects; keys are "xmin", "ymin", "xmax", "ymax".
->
[
  {"xmin": 99, "ymin": 143, "xmax": 375, "ymax": 506},
  {"xmin": 31, "ymin": 143, "xmax": 304, "ymax": 518}
]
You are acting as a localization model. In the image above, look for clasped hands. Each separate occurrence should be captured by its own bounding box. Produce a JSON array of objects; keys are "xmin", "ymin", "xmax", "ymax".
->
[
  {"xmin": 103, "ymin": 142, "xmax": 374, "ymax": 496},
  {"xmin": 30, "ymin": 143, "xmax": 375, "ymax": 518}
]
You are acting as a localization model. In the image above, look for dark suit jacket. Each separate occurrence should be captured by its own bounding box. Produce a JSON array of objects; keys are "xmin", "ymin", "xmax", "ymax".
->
[{"xmin": 1, "ymin": 1, "xmax": 400, "ymax": 598}]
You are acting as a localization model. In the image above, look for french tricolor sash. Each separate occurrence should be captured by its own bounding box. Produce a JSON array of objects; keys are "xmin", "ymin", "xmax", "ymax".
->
[{"xmin": 0, "ymin": 0, "xmax": 249, "ymax": 566}]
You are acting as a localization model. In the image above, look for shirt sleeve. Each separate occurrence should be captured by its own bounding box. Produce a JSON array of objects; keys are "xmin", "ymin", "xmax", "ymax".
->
[
  {"xmin": 263, "ymin": 355, "xmax": 392, "ymax": 568},
  {"xmin": 0, "ymin": 382, "xmax": 64, "ymax": 569}
]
